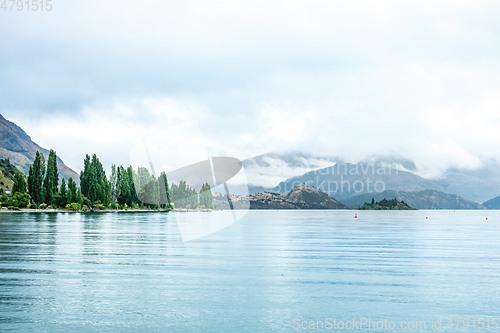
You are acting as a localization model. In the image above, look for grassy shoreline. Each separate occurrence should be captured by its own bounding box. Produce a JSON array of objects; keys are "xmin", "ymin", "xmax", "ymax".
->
[{"xmin": 0, "ymin": 208, "xmax": 213, "ymax": 213}]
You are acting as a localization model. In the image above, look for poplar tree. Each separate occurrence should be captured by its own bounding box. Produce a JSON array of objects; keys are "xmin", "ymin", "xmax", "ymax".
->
[
  {"xmin": 80, "ymin": 154, "xmax": 109, "ymax": 206},
  {"xmin": 110, "ymin": 164, "xmax": 118, "ymax": 204},
  {"xmin": 159, "ymin": 172, "xmax": 171, "ymax": 208},
  {"xmin": 80, "ymin": 154, "xmax": 91, "ymax": 199},
  {"xmin": 43, "ymin": 149, "xmax": 59, "ymax": 205},
  {"xmin": 54, "ymin": 178, "xmax": 67, "ymax": 208},
  {"xmin": 28, "ymin": 151, "xmax": 45, "ymax": 205},
  {"xmin": 127, "ymin": 166, "xmax": 138, "ymax": 205},
  {"xmin": 27, "ymin": 166, "xmax": 34, "ymax": 196},
  {"xmin": 67, "ymin": 177, "xmax": 77, "ymax": 204}
]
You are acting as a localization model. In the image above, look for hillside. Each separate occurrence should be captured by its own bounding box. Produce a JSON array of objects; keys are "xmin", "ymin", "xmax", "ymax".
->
[
  {"xmin": 213, "ymin": 184, "xmax": 348, "ymax": 210},
  {"xmin": 341, "ymin": 189, "xmax": 485, "ymax": 210},
  {"xmin": 0, "ymin": 158, "xmax": 19, "ymax": 190},
  {"xmin": 0, "ymin": 114, "xmax": 79, "ymax": 181},
  {"xmin": 482, "ymin": 195, "xmax": 500, "ymax": 209}
]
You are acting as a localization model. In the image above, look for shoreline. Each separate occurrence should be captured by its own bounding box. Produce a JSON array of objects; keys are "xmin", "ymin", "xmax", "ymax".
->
[{"xmin": 0, "ymin": 208, "xmax": 214, "ymax": 213}]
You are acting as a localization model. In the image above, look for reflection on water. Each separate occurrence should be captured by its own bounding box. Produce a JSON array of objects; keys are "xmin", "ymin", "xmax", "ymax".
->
[{"xmin": 1, "ymin": 210, "xmax": 500, "ymax": 332}]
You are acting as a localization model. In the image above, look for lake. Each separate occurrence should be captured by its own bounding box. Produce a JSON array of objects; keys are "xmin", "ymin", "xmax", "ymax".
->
[{"xmin": 1, "ymin": 210, "xmax": 499, "ymax": 332}]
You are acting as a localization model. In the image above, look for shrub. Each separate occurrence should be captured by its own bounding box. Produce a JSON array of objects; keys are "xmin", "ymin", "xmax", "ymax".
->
[
  {"xmin": 65, "ymin": 203, "xmax": 81, "ymax": 210},
  {"xmin": 94, "ymin": 204, "xmax": 105, "ymax": 210}
]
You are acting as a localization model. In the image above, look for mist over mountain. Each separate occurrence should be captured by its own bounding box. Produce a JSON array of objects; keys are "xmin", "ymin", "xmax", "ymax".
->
[
  {"xmin": 272, "ymin": 162, "xmax": 446, "ymax": 201},
  {"xmin": 241, "ymin": 152, "xmax": 500, "ymax": 206},
  {"xmin": 242, "ymin": 151, "xmax": 340, "ymax": 194},
  {"xmin": 435, "ymin": 161, "xmax": 500, "ymax": 203},
  {"xmin": 0, "ymin": 114, "xmax": 79, "ymax": 182}
]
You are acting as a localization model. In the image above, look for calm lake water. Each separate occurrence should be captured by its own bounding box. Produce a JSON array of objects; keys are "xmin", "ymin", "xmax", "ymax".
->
[{"xmin": 1, "ymin": 210, "xmax": 500, "ymax": 332}]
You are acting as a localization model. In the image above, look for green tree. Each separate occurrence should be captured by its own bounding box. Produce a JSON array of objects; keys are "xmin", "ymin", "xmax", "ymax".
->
[
  {"xmin": 3, "ymin": 192, "xmax": 31, "ymax": 208},
  {"xmin": 127, "ymin": 166, "xmax": 138, "ymax": 205},
  {"xmin": 199, "ymin": 183, "xmax": 213, "ymax": 209},
  {"xmin": 136, "ymin": 167, "xmax": 159, "ymax": 207},
  {"xmin": 27, "ymin": 166, "xmax": 34, "ymax": 197},
  {"xmin": 80, "ymin": 154, "xmax": 91, "ymax": 197},
  {"xmin": 12, "ymin": 171, "xmax": 27, "ymax": 194},
  {"xmin": 54, "ymin": 178, "xmax": 67, "ymax": 208},
  {"xmin": 110, "ymin": 164, "xmax": 118, "ymax": 204},
  {"xmin": 28, "ymin": 151, "xmax": 45, "ymax": 205},
  {"xmin": 116, "ymin": 166, "xmax": 130, "ymax": 205},
  {"xmin": 76, "ymin": 187, "xmax": 83, "ymax": 206},
  {"xmin": 80, "ymin": 154, "xmax": 109, "ymax": 206},
  {"xmin": 67, "ymin": 177, "xmax": 77, "ymax": 204},
  {"xmin": 43, "ymin": 150, "xmax": 59, "ymax": 205},
  {"xmin": 159, "ymin": 172, "xmax": 171, "ymax": 208}
]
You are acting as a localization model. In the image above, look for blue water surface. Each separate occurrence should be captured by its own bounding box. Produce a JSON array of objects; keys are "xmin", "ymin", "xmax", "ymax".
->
[{"xmin": 1, "ymin": 210, "xmax": 499, "ymax": 332}]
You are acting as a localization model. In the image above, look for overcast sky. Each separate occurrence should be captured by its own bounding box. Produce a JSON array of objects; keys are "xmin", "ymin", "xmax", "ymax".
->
[{"xmin": 1, "ymin": 0, "xmax": 500, "ymax": 180}]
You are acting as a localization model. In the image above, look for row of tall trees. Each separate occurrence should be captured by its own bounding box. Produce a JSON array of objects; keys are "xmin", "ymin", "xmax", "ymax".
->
[
  {"xmin": 169, "ymin": 180, "xmax": 213, "ymax": 209},
  {"xmin": 16, "ymin": 150, "xmax": 212, "ymax": 210},
  {"xmin": 27, "ymin": 150, "xmax": 82, "ymax": 208}
]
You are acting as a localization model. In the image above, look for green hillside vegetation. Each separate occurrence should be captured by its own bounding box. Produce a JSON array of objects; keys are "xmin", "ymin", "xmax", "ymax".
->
[
  {"xmin": 360, "ymin": 197, "xmax": 416, "ymax": 210},
  {"xmin": 0, "ymin": 158, "xmax": 18, "ymax": 190}
]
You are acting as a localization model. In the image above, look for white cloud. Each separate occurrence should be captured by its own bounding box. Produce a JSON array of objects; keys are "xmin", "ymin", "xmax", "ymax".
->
[{"xmin": 2, "ymin": 0, "xmax": 500, "ymax": 183}]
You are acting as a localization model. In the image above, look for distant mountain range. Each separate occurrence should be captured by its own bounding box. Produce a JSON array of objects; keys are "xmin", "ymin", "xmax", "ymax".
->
[
  {"xmin": 341, "ymin": 189, "xmax": 485, "ymax": 210},
  {"xmin": 241, "ymin": 152, "xmax": 500, "ymax": 207},
  {"xmin": 0, "ymin": 114, "xmax": 79, "ymax": 182},
  {"xmin": 273, "ymin": 162, "xmax": 446, "ymax": 201}
]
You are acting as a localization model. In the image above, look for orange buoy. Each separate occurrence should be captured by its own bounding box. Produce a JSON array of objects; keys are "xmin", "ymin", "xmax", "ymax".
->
[
  {"xmin": 426, "ymin": 217, "xmax": 428, "ymax": 219},
  {"xmin": 486, "ymin": 217, "xmax": 488, "ymax": 220},
  {"xmin": 355, "ymin": 213, "xmax": 357, "ymax": 218}
]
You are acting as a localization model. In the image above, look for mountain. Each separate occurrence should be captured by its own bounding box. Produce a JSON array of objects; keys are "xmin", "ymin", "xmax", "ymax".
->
[
  {"xmin": 0, "ymin": 114, "xmax": 79, "ymax": 182},
  {"xmin": 248, "ymin": 152, "xmax": 500, "ymax": 204},
  {"xmin": 482, "ymin": 196, "xmax": 500, "ymax": 209},
  {"xmin": 272, "ymin": 162, "xmax": 446, "ymax": 201},
  {"xmin": 341, "ymin": 189, "xmax": 486, "ymax": 210},
  {"xmin": 435, "ymin": 161, "xmax": 500, "ymax": 203},
  {"xmin": 213, "ymin": 184, "xmax": 348, "ymax": 210}
]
